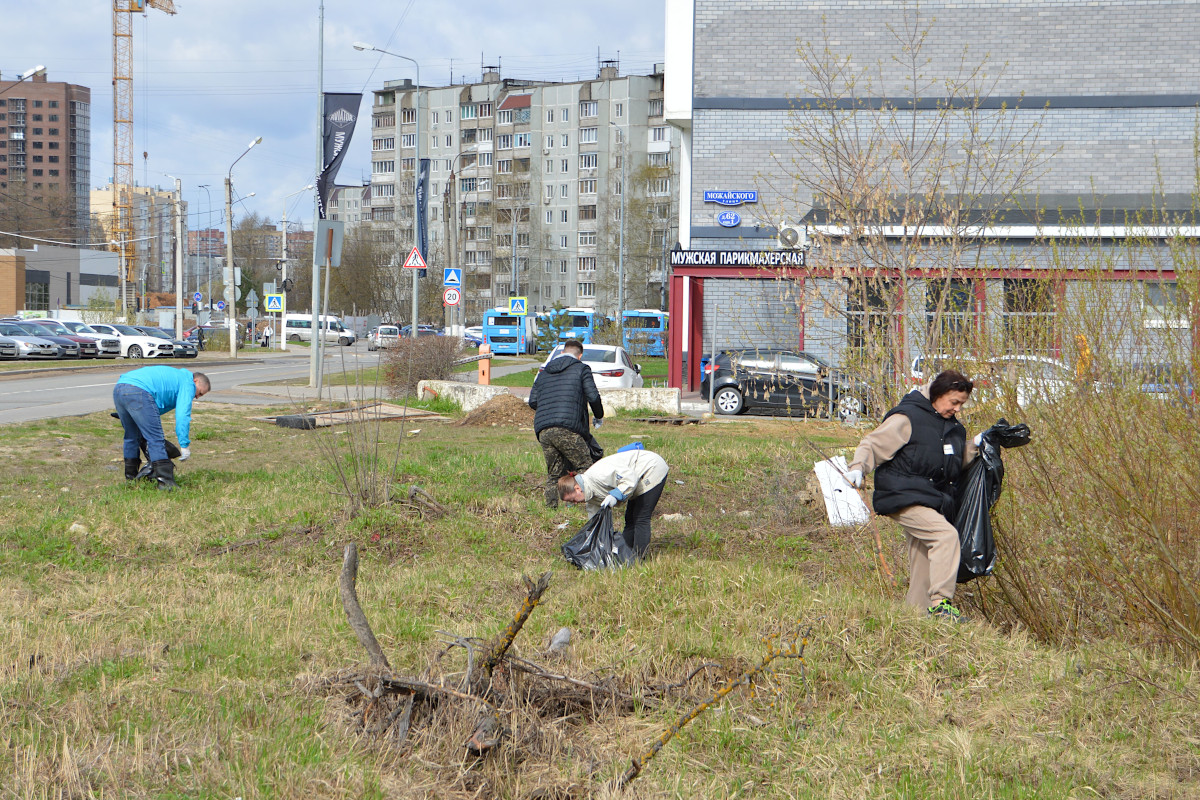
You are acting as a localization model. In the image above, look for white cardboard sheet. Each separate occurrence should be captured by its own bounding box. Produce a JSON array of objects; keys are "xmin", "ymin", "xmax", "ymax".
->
[{"xmin": 813, "ymin": 456, "xmax": 871, "ymax": 527}]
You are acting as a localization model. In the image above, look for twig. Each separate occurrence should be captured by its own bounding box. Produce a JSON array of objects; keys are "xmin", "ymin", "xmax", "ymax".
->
[
  {"xmin": 507, "ymin": 655, "xmax": 632, "ymax": 698},
  {"xmin": 339, "ymin": 543, "xmax": 391, "ymax": 669},
  {"xmin": 379, "ymin": 674, "xmax": 497, "ymax": 709},
  {"xmin": 479, "ymin": 572, "xmax": 552, "ymax": 678}
]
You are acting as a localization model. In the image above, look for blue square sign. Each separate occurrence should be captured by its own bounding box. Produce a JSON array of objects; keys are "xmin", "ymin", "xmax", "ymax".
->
[{"xmin": 443, "ymin": 267, "xmax": 462, "ymax": 287}]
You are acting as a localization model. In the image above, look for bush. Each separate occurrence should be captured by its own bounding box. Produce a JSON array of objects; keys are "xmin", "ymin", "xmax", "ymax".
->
[{"xmin": 382, "ymin": 336, "xmax": 464, "ymax": 398}]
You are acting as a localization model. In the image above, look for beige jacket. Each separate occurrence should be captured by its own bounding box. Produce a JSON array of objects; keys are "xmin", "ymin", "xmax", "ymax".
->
[
  {"xmin": 578, "ymin": 449, "xmax": 669, "ymax": 515},
  {"xmin": 849, "ymin": 384, "xmax": 978, "ymax": 475}
]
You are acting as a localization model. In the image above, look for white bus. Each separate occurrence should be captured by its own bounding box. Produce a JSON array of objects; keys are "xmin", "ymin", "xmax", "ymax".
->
[{"xmin": 282, "ymin": 313, "xmax": 356, "ymax": 345}]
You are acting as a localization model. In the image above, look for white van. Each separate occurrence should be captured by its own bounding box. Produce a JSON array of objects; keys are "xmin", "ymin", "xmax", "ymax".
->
[{"xmin": 283, "ymin": 313, "xmax": 356, "ymax": 345}]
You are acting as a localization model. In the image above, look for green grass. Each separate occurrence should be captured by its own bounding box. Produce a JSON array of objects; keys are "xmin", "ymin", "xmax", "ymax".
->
[{"xmin": 0, "ymin": 410, "xmax": 1196, "ymax": 798}]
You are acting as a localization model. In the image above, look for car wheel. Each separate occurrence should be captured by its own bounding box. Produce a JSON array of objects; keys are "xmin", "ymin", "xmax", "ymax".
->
[
  {"xmin": 127, "ymin": 345, "xmax": 143, "ymax": 359},
  {"xmin": 714, "ymin": 386, "xmax": 744, "ymax": 415},
  {"xmin": 837, "ymin": 394, "xmax": 865, "ymax": 421},
  {"xmin": 339, "ymin": 337, "xmax": 351, "ymax": 346},
  {"xmin": 288, "ymin": 333, "xmax": 300, "ymax": 342}
]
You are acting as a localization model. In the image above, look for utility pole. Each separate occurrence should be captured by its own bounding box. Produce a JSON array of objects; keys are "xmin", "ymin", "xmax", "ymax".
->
[
  {"xmin": 311, "ymin": 0, "xmax": 325, "ymax": 387},
  {"xmin": 611, "ymin": 122, "xmax": 627, "ymax": 333},
  {"xmin": 171, "ymin": 176, "xmax": 184, "ymax": 338}
]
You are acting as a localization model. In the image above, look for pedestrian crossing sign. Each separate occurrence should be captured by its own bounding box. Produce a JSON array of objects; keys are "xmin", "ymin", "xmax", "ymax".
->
[
  {"xmin": 509, "ymin": 296, "xmax": 528, "ymax": 316},
  {"xmin": 264, "ymin": 293, "xmax": 284, "ymax": 312},
  {"xmin": 403, "ymin": 247, "xmax": 427, "ymax": 269}
]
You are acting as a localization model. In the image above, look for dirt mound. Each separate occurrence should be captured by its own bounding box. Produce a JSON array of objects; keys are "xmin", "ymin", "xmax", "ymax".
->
[{"xmin": 458, "ymin": 393, "xmax": 535, "ymax": 427}]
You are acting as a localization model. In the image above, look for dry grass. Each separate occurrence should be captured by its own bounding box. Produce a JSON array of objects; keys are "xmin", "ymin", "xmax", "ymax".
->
[{"xmin": 0, "ymin": 406, "xmax": 1197, "ymax": 798}]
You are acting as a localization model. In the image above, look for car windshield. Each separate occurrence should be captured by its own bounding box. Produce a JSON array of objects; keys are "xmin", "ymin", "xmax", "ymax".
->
[
  {"xmin": 18, "ymin": 324, "xmax": 53, "ymax": 336},
  {"xmin": 113, "ymin": 325, "xmax": 143, "ymax": 335},
  {"xmin": 581, "ymin": 348, "xmax": 618, "ymax": 363},
  {"xmin": 379, "ymin": 326, "xmax": 399, "ymax": 336},
  {"xmin": 0, "ymin": 324, "xmax": 30, "ymax": 336},
  {"xmin": 64, "ymin": 322, "xmax": 98, "ymax": 334},
  {"xmin": 141, "ymin": 328, "xmax": 172, "ymax": 339},
  {"xmin": 33, "ymin": 321, "xmax": 70, "ymax": 334}
]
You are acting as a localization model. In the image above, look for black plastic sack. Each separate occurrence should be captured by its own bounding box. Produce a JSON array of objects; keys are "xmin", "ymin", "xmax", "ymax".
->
[
  {"xmin": 561, "ymin": 507, "xmax": 636, "ymax": 571},
  {"xmin": 954, "ymin": 419, "xmax": 1032, "ymax": 583}
]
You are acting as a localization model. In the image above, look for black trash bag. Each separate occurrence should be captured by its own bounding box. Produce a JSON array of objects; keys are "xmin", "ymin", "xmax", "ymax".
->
[
  {"xmin": 561, "ymin": 507, "xmax": 635, "ymax": 571},
  {"xmin": 585, "ymin": 433, "xmax": 604, "ymax": 463},
  {"xmin": 954, "ymin": 419, "xmax": 1032, "ymax": 583}
]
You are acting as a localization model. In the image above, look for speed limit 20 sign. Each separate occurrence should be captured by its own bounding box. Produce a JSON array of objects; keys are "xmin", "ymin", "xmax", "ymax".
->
[{"xmin": 443, "ymin": 287, "xmax": 461, "ymax": 306}]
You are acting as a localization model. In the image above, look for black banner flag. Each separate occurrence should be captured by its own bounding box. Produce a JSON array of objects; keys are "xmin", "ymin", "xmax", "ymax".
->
[
  {"xmin": 415, "ymin": 157, "xmax": 430, "ymax": 277},
  {"xmin": 316, "ymin": 93, "xmax": 362, "ymax": 220}
]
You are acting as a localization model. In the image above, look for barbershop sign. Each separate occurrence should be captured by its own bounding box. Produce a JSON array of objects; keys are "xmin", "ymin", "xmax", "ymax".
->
[{"xmin": 670, "ymin": 249, "xmax": 805, "ymax": 268}]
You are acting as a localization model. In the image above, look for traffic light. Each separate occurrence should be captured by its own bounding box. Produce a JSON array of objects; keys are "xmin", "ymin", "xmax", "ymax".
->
[{"xmin": 191, "ymin": 301, "xmax": 199, "ymax": 314}]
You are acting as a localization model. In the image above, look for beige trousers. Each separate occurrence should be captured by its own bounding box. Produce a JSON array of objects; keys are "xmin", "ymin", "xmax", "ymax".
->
[{"xmin": 889, "ymin": 504, "xmax": 960, "ymax": 609}]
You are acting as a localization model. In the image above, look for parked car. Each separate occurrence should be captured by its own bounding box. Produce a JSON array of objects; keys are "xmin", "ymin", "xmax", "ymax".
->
[
  {"xmin": 985, "ymin": 354, "xmax": 1076, "ymax": 407},
  {"xmin": 0, "ymin": 334, "xmax": 20, "ymax": 360},
  {"xmin": 399, "ymin": 324, "xmax": 443, "ymax": 338},
  {"xmin": 1129, "ymin": 362, "xmax": 1195, "ymax": 404},
  {"xmin": 700, "ymin": 348, "xmax": 868, "ymax": 419},
  {"xmin": 87, "ymin": 323, "xmax": 176, "ymax": 359},
  {"xmin": 53, "ymin": 320, "xmax": 122, "ymax": 358},
  {"xmin": 463, "ymin": 325, "xmax": 485, "ymax": 347},
  {"xmin": 23, "ymin": 319, "xmax": 102, "ymax": 359},
  {"xmin": 538, "ymin": 343, "xmax": 644, "ymax": 390},
  {"xmin": 5, "ymin": 321, "xmax": 81, "ymax": 359},
  {"xmin": 135, "ymin": 326, "xmax": 199, "ymax": 358},
  {"xmin": 366, "ymin": 324, "xmax": 402, "ymax": 351},
  {"xmin": 0, "ymin": 322, "xmax": 63, "ymax": 359}
]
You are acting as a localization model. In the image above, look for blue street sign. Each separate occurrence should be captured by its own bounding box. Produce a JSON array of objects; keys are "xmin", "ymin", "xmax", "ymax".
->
[
  {"xmin": 264, "ymin": 294, "xmax": 284, "ymax": 312},
  {"xmin": 216, "ymin": 300, "xmax": 226, "ymax": 311},
  {"xmin": 717, "ymin": 210, "xmax": 742, "ymax": 227},
  {"xmin": 703, "ymin": 190, "xmax": 758, "ymax": 206},
  {"xmin": 443, "ymin": 267, "xmax": 462, "ymax": 287},
  {"xmin": 192, "ymin": 291, "xmax": 203, "ymax": 303},
  {"xmin": 509, "ymin": 296, "xmax": 528, "ymax": 315}
]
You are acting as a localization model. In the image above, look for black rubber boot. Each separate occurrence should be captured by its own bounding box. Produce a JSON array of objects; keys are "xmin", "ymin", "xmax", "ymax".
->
[
  {"xmin": 124, "ymin": 457, "xmax": 142, "ymax": 481},
  {"xmin": 151, "ymin": 460, "xmax": 178, "ymax": 491}
]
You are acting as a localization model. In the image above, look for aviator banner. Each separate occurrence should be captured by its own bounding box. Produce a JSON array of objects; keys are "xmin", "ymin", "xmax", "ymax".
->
[{"xmin": 316, "ymin": 93, "xmax": 362, "ymax": 220}]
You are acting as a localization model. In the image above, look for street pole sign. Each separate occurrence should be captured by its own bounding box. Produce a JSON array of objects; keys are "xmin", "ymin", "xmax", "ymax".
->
[
  {"xmin": 403, "ymin": 247, "xmax": 427, "ymax": 269},
  {"xmin": 264, "ymin": 294, "xmax": 284, "ymax": 312},
  {"xmin": 443, "ymin": 287, "xmax": 461, "ymax": 306},
  {"xmin": 509, "ymin": 296, "xmax": 528, "ymax": 315},
  {"xmin": 443, "ymin": 267, "xmax": 461, "ymax": 286}
]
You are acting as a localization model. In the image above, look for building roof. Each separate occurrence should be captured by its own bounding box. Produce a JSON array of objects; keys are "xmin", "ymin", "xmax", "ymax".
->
[{"xmin": 498, "ymin": 94, "xmax": 532, "ymax": 110}]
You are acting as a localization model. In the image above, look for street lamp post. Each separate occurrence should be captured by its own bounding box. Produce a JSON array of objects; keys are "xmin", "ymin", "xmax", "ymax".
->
[
  {"xmin": 225, "ymin": 136, "xmax": 263, "ymax": 357},
  {"xmin": 279, "ymin": 184, "xmax": 314, "ymax": 351},
  {"xmin": 164, "ymin": 174, "xmax": 184, "ymax": 338},
  {"xmin": 198, "ymin": 184, "xmax": 212, "ymax": 299},
  {"xmin": 610, "ymin": 122, "xmax": 627, "ymax": 334},
  {"xmin": 0, "ymin": 65, "xmax": 46, "ymax": 97},
  {"xmin": 354, "ymin": 42, "xmax": 421, "ymax": 335}
]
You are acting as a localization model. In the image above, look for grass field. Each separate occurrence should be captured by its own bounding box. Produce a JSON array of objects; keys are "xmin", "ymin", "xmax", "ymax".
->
[{"xmin": 1, "ymin": 399, "xmax": 1196, "ymax": 799}]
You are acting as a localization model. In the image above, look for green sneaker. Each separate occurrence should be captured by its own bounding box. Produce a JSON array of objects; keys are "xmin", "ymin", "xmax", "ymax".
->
[{"xmin": 928, "ymin": 599, "xmax": 966, "ymax": 623}]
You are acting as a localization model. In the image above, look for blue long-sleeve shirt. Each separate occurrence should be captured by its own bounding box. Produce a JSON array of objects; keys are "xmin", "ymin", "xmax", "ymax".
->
[{"xmin": 116, "ymin": 366, "xmax": 198, "ymax": 447}]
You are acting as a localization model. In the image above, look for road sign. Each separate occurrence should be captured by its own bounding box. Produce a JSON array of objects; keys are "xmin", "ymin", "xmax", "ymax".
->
[
  {"xmin": 216, "ymin": 300, "xmax": 226, "ymax": 311},
  {"xmin": 402, "ymin": 247, "xmax": 427, "ymax": 269},
  {"xmin": 443, "ymin": 267, "xmax": 462, "ymax": 287},
  {"xmin": 315, "ymin": 219, "xmax": 346, "ymax": 267},
  {"xmin": 263, "ymin": 281, "xmax": 276, "ymax": 295},
  {"xmin": 509, "ymin": 296, "xmax": 528, "ymax": 316},
  {"xmin": 193, "ymin": 291, "xmax": 202, "ymax": 303},
  {"xmin": 443, "ymin": 287, "xmax": 461, "ymax": 306},
  {"xmin": 246, "ymin": 289, "xmax": 259, "ymax": 309},
  {"xmin": 247, "ymin": 308, "xmax": 259, "ymax": 320},
  {"xmin": 264, "ymin": 293, "xmax": 284, "ymax": 312}
]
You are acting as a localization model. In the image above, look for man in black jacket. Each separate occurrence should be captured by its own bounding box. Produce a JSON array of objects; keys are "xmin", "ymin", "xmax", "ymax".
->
[{"xmin": 528, "ymin": 339, "xmax": 605, "ymax": 507}]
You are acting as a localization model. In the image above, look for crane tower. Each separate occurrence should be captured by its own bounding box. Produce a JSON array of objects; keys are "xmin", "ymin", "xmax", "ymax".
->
[{"xmin": 112, "ymin": 0, "xmax": 177, "ymax": 311}]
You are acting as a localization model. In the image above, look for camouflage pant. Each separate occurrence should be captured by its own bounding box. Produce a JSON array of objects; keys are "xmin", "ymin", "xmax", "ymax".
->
[{"xmin": 537, "ymin": 426, "xmax": 597, "ymax": 508}]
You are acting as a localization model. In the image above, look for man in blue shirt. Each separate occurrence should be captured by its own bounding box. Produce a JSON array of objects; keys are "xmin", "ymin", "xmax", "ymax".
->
[{"xmin": 113, "ymin": 366, "xmax": 211, "ymax": 490}]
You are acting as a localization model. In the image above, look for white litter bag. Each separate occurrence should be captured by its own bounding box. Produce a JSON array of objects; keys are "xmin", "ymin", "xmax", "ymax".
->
[{"xmin": 813, "ymin": 456, "xmax": 871, "ymax": 527}]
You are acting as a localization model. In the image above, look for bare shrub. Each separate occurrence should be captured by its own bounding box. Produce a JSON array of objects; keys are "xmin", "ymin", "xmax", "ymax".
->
[{"xmin": 383, "ymin": 336, "xmax": 465, "ymax": 398}]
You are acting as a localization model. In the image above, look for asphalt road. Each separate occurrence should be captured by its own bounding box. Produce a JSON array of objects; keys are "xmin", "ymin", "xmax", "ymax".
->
[{"xmin": 0, "ymin": 345, "xmax": 378, "ymax": 425}]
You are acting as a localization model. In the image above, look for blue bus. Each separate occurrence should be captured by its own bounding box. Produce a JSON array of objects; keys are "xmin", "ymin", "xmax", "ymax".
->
[
  {"xmin": 622, "ymin": 309, "xmax": 669, "ymax": 356},
  {"xmin": 540, "ymin": 307, "xmax": 603, "ymax": 344},
  {"xmin": 482, "ymin": 306, "xmax": 539, "ymax": 355}
]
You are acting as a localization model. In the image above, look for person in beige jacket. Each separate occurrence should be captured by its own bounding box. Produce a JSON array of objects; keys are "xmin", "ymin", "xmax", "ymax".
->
[
  {"xmin": 844, "ymin": 370, "xmax": 980, "ymax": 621},
  {"xmin": 558, "ymin": 448, "xmax": 669, "ymax": 559}
]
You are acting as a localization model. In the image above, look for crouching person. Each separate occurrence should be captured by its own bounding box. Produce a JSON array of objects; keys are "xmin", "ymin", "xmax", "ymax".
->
[
  {"xmin": 558, "ymin": 448, "xmax": 669, "ymax": 559},
  {"xmin": 113, "ymin": 366, "xmax": 210, "ymax": 490}
]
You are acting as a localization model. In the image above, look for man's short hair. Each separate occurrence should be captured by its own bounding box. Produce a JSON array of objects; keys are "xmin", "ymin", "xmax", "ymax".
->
[
  {"xmin": 563, "ymin": 339, "xmax": 584, "ymax": 356},
  {"xmin": 193, "ymin": 372, "xmax": 211, "ymax": 393},
  {"xmin": 557, "ymin": 474, "xmax": 579, "ymax": 499}
]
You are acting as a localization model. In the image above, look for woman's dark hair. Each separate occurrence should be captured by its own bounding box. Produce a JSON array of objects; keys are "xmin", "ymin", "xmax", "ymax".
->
[{"xmin": 929, "ymin": 369, "xmax": 974, "ymax": 401}]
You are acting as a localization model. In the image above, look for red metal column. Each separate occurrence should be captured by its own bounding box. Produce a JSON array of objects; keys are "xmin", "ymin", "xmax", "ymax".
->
[{"xmin": 687, "ymin": 279, "xmax": 705, "ymax": 391}]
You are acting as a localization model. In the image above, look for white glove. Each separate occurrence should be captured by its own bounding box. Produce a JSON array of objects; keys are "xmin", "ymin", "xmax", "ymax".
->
[
  {"xmin": 973, "ymin": 433, "xmax": 983, "ymax": 447},
  {"xmin": 842, "ymin": 468, "xmax": 863, "ymax": 489},
  {"xmin": 179, "ymin": 447, "xmax": 191, "ymax": 461},
  {"xmin": 593, "ymin": 418, "xmax": 603, "ymax": 428},
  {"xmin": 600, "ymin": 494, "xmax": 618, "ymax": 509}
]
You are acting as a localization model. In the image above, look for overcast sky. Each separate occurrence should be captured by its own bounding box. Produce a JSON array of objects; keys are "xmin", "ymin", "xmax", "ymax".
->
[{"xmin": 4, "ymin": 0, "xmax": 665, "ymax": 240}]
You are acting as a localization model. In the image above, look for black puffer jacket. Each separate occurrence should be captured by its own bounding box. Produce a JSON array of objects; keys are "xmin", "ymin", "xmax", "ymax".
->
[
  {"xmin": 528, "ymin": 355, "xmax": 604, "ymax": 436},
  {"xmin": 872, "ymin": 390, "xmax": 967, "ymax": 519}
]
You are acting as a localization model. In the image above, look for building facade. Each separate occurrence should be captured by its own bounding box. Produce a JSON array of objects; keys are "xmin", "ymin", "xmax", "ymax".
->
[
  {"xmin": 366, "ymin": 63, "xmax": 678, "ymax": 320},
  {"xmin": 0, "ymin": 245, "xmax": 119, "ymax": 316},
  {"xmin": 0, "ymin": 72, "xmax": 91, "ymax": 246},
  {"xmin": 91, "ymin": 182, "xmax": 189, "ymax": 301},
  {"xmin": 665, "ymin": 0, "xmax": 1200, "ymax": 388}
]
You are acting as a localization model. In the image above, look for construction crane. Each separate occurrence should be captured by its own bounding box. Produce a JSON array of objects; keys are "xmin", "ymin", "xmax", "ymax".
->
[{"xmin": 112, "ymin": 0, "xmax": 177, "ymax": 312}]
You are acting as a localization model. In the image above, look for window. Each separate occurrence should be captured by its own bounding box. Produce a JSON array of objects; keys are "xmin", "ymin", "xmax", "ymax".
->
[
  {"xmin": 652, "ymin": 126, "xmax": 668, "ymax": 142},
  {"xmin": 578, "ymin": 282, "xmax": 595, "ymax": 297},
  {"xmin": 497, "ymin": 159, "xmax": 513, "ymax": 174},
  {"xmin": 1003, "ymin": 279, "xmax": 1055, "ymax": 353},
  {"xmin": 374, "ymin": 113, "xmax": 395, "ymax": 128},
  {"xmin": 372, "ymin": 160, "xmax": 395, "ymax": 173},
  {"xmin": 648, "ymin": 152, "xmax": 671, "ymax": 167},
  {"xmin": 374, "ymin": 183, "xmax": 395, "ymax": 197},
  {"xmin": 546, "ymin": 109, "xmax": 555, "ymax": 123},
  {"xmin": 517, "ymin": 233, "xmax": 530, "ymax": 248},
  {"xmin": 579, "ymin": 231, "xmax": 596, "ymax": 246},
  {"xmin": 401, "ymin": 157, "xmax": 415, "ymax": 170},
  {"xmin": 372, "ymin": 137, "xmax": 394, "ymax": 151},
  {"xmin": 461, "ymin": 177, "xmax": 477, "ymax": 192},
  {"xmin": 560, "ymin": 286, "xmax": 567, "ymax": 299},
  {"xmin": 545, "ymin": 210, "xmax": 553, "ymax": 224},
  {"xmin": 580, "ymin": 101, "xmax": 598, "ymax": 117},
  {"xmin": 561, "ymin": 134, "xmax": 569, "ymax": 147},
  {"xmin": 514, "ymin": 108, "xmax": 531, "ymax": 123},
  {"xmin": 497, "ymin": 134, "xmax": 513, "ymax": 149},
  {"xmin": 925, "ymin": 279, "xmax": 976, "ymax": 345},
  {"xmin": 461, "ymin": 104, "xmax": 477, "ymax": 120},
  {"xmin": 579, "ymin": 205, "xmax": 597, "ymax": 220},
  {"xmin": 579, "ymin": 153, "xmax": 597, "ymax": 170},
  {"xmin": 648, "ymin": 98, "xmax": 663, "ymax": 116},
  {"xmin": 648, "ymin": 177, "xmax": 670, "ymax": 195},
  {"xmin": 579, "ymin": 178, "xmax": 596, "ymax": 194},
  {"xmin": 545, "ymin": 259, "xmax": 553, "ymax": 274},
  {"xmin": 561, "ymin": 158, "xmax": 570, "ymax": 172},
  {"xmin": 433, "ymin": 111, "xmax": 440, "ymax": 124},
  {"xmin": 446, "ymin": 110, "xmax": 453, "ymax": 122},
  {"xmin": 561, "ymin": 210, "xmax": 569, "ymax": 223},
  {"xmin": 1144, "ymin": 281, "xmax": 1187, "ymax": 327},
  {"xmin": 445, "ymin": 134, "xmax": 453, "ymax": 147},
  {"xmin": 546, "ymin": 135, "xmax": 555, "ymax": 150},
  {"xmin": 478, "ymin": 152, "xmax": 492, "ymax": 166},
  {"xmin": 514, "ymin": 132, "xmax": 530, "ymax": 148},
  {"xmin": 431, "ymin": 134, "xmax": 439, "ymax": 150},
  {"xmin": 614, "ymin": 102, "xmax": 624, "ymax": 117},
  {"xmin": 545, "ymin": 159, "xmax": 554, "ymax": 173},
  {"xmin": 560, "ymin": 260, "xmax": 568, "ymax": 273},
  {"xmin": 544, "ymin": 183, "xmax": 554, "ymax": 201},
  {"xmin": 401, "ymin": 133, "xmax": 416, "ymax": 148},
  {"xmin": 478, "ymin": 176, "xmax": 491, "ymax": 191},
  {"xmin": 562, "ymin": 107, "xmax": 569, "ymax": 121},
  {"xmin": 479, "ymin": 128, "xmax": 493, "ymax": 142},
  {"xmin": 461, "ymin": 128, "xmax": 477, "ymax": 143},
  {"xmin": 846, "ymin": 279, "xmax": 900, "ymax": 356},
  {"xmin": 478, "ymin": 102, "xmax": 492, "ymax": 117},
  {"xmin": 580, "ymin": 127, "xmax": 598, "ymax": 144},
  {"xmin": 561, "ymin": 184, "xmax": 569, "ymax": 198},
  {"xmin": 498, "ymin": 109, "xmax": 513, "ymax": 124},
  {"xmin": 401, "ymin": 108, "xmax": 415, "ymax": 124},
  {"xmin": 477, "ymin": 226, "xmax": 491, "ymax": 240}
]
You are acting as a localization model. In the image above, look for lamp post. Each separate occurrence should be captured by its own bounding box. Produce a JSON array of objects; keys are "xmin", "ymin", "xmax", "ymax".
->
[
  {"xmin": 198, "ymin": 184, "xmax": 212, "ymax": 299},
  {"xmin": 0, "ymin": 65, "xmax": 46, "ymax": 97},
  {"xmin": 225, "ymin": 136, "xmax": 263, "ymax": 357},
  {"xmin": 354, "ymin": 42, "xmax": 421, "ymax": 335},
  {"xmin": 279, "ymin": 184, "xmax": 314, "ymax": 351},
  {"xmin": 163, "ymin": 173, "xmax": 185, "ymax": 338},
  {"xmin": 609, "ymin": 122, "xmax": 627, "ymax": 334}
]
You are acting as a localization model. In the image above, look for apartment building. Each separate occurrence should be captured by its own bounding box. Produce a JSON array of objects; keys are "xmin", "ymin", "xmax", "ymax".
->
[
  {"xmin": 91, "ymin": 183, "xmax": 188, "ymax": 297},
  {"xmin": 366, "ymin": 62, "xmax": 678, "ymax": 320},
  {"xmin": 0, "ymin": 71, "xmax": 91, "ymax": 245},
  {"xmin": 328, "ymin": 185, "xmax": 371, "ymax": 226}
]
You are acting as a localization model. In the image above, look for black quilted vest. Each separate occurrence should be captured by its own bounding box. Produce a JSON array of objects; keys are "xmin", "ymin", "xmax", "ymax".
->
[{"xmin": 872, "ymin": 390, "xmax": 966, "ymax": 519}]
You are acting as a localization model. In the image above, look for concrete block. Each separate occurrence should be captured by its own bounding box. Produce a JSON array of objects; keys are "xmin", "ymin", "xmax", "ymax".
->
[
  {"xmin": 599, "ymin": 387, "xmax": 682, "ymax": 414},
  {"xmin": 418, "ymin": 380, "xmax": 512, "ymax": 412}
]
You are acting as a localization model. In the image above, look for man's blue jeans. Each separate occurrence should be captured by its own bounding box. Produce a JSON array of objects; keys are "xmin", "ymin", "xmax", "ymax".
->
[{"xmin": 113, "ymin": 383, "xmax": 168, "ymax": 462}]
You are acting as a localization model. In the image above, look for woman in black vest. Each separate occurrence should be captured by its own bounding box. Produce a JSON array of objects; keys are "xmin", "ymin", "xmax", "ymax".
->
[{"xmin": 844, "ymin": 370, "xmax": 979, "ymax": 621}]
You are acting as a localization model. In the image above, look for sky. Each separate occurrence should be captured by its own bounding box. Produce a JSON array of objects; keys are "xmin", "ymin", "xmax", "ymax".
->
[{"xmin": 3, "ymin": 0, "xmax": 665, "ymax": 240}]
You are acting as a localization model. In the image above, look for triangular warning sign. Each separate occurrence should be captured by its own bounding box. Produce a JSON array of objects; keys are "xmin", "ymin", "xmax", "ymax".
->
[{"xmin": 402, "ymin": 247, "xmax": 427, "ymax": 269}]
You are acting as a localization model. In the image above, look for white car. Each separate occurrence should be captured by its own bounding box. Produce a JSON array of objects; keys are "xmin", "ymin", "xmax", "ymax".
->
[
  {"xmin": 366, "ymin": 324, "xmax": 402, "ymax": 351},
  {"xmin": 34, "ymin": 319, "xmax": 121, "ymax": 359},
  {"xmin": 539, "ymin": 343, "xmax": 644, "ymax": 389},
  {"xmin": 986, "ymin": 354, "xmax": 1076, "ymax": 407},
  {"xmin": 88, "ymin": 323, "xmax": 176, "ymax": 359}
]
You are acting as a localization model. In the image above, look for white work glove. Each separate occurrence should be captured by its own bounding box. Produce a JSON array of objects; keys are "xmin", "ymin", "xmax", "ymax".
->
[
  {"xmin": 179, "ymin": 447, "xmax": 191, "ymax": 461},
  {"xmin": 842, "ymin": 468, "xmax": 863, "ymax": 489},
  {"xmin": 973, "ymin": 433, "xmax": 983, "ymax": 447},
  {"xmin": 600, "ymin": 494, "xmax": 618, "ymax": 509},
  {"xmin": 593, "ymin": 417, "xmax": 603, "ymax": 428}
]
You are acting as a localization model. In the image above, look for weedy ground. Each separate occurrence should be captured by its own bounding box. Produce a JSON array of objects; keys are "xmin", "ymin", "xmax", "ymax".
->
[{"xmin": 1, "ymin": 392, "xmax": 1197, "ymax": 799}]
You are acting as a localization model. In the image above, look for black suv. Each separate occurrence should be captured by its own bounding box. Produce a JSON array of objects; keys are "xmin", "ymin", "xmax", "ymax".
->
[{"xmin": 700, "ymin": 348, "xmax": 869, "ymax": 419}]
